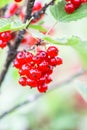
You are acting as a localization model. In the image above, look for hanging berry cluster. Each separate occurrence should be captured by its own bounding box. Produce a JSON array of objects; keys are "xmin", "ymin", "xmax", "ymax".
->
[
  {"xmin": 13, "ymin": 46, "xmax": 62, "ymax": 93},
  {"xmin": 65, "ymin": 0, "xmax": 87, "ymax": 14},
  {"xmin": 0, "ymin": 31, "xmax": 11, "ymax": 48}
]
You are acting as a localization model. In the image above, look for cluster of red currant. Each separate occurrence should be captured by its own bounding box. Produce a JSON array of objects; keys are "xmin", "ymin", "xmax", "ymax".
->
[
  {"xmin": 0, "ymin": 31, "xmax": 11, "ymax": 48},
  {"xmin": 13, "ymin": 46, "xmax": 62, "ymax": 93},
  {"xmin": 65, "ymin": 0, "xmax": 87, "ymax": 14}
]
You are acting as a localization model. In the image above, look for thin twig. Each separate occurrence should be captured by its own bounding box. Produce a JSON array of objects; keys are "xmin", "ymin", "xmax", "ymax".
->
[{"xmin": 0, "ymin": 69, "xmax": 86, "ymax": 120}]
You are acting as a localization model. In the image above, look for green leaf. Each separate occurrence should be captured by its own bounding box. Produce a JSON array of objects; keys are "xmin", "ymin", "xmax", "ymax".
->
[
  {"xmin": 0, "ymin": 16, "xmax": 27, "ymax": 32},
  {"xmin": 0, "ymin": 0, "xmax": 13, "ymax": 8},
  {"xmin": 29, "ymin": 25, "xmax": 47, "ymax": 32},
  {"xmin": 44, "ymin": 36, "xmax": 87, "ymax": 69},
  {"xmin": 75, "ymin": 80, "xmax": 87, "ymax": 102},
  {"xmin": 30, "ymin": 30, "xmax": 87, "ymax": 69},
  {"xmin": 50, "ymin": 1, "xmax": 87, "ymax": 22},
  {"xmin": 69, "ymin": 38, "xmax": 87, "ymax": 69}
]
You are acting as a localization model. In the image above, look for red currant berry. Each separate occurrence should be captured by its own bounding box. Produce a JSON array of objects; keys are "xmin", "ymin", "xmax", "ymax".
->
[
  {"xmin": 16, "ymin": 51, "xmax": 25, "ymax": 64},
  {"xmin": 37, "ymin": 51, "xmax": 48, "ymax": 61},
  {"xmin": 25, "ymin": 51, "xmax": 33, "ymax": 62},
  {"xmin": 37, "ymin": 85, "xmax": 48, "ymax": 93},
  {"xmin": 29, "ymin": 69, "xmax": 41, "ymax": 80},
  {"xmin": 37, "ymin": 76, "xmax": 46, "ymax": 86},
  {"xmin": 38, "ymin": 61, "xmax": 49, "ymax": 71},
  {"xmin": 45, "ymin": 75, "xmax": 52, "ymax": 84},
  {"xmin": 0, "ymin": 40, "xmax": 7, "ymax": 48},
  {"xmin": 56, "ymin": 57, "xmax": 63, "ymax": 65},
  {"xmin": 18, "ymin": 77, "xmax": 27, "ymax": 86},
  {"xmin": 21, "ymin": 63, "xmax": 31, "ymax": 76},
  {"xmin": 0, "ymin": 31, "xmax": 11, "ymax": 42},
  {"xmin": 71, "ymin": 0, "xmax": 81, "ymax": 9},
  {"xmin": 13, "ymin": 59, "xmax": 22, "ymax": 69},
  {"xmin": 32, "ymin": 55, "xmax": 42, "ymax": 64},
  {"xmin": 14, "ymin": 0, "xmax": 22, "ymax": 2},
  {"xmin": 65, "ymin": 3, "xmax": 75, "ymax": 14},
  {"xmin": 81, "ymin": 0, "xmax": 87, "ymax": 3},
  {"xmin": 47, "ymin": 46, "xmax": 58, "ymax": 57},
  {"xmin": 27, "ymin": 78, "xmax": 37, "ymax": 87},
  {"xmin": 49, "ymin": 57, "xmax": 58, "ymax": 66}
]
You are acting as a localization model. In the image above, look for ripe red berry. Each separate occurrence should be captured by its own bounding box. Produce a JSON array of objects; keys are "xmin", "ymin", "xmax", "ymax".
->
[
  {"xmin": 47, "ymin": 46, "xmax": 58, "ymax": 57},
  {"xmin": 81, "ymin": 0, "xmax": 87, "ymax": 2},
  {"xmin": 14, "ymin": 0, "xmax": 22, "ymax": 2},
  {"xmin": 0, "ymin": 40, "xmax": 7, "ymax": 48},
  {"xmin": 37, "ymin": 85, "xmax": 48, "ymax": 93},
  {"xmin": 38, "ymin": 61, "xmax": 49, "ymax": 71},
  {"xmin": 37, "ymin": 51, "xmax": 48, "ymax": 61},
  {"xmin": 0, "ymin": 31, "xmax": 11, "ymax": 42},
  {"xmin": 45, "ymin": 75, "xmax": 52, "ymax": 84},
  {"xmin": 21, "ymin": 63, "xmax": 30, "ymax": 76},
  {"xmin": 25, "ymin": 52, "xmax": 33, "ymax": 63},
  {"xmin": 18, "ymin": 77, "xmax": 27, "ymax": 86},
  {"xmin": 65, "ymin": 3, "xmax": 75, "ymax": 14},
  {"xmin": 37, "ymin": 76, "xmax": 46, "ymax": 86},
  {"xmin": 56, "ymin": 57, "xmax": 63, "ymax": 65},
  {"xmin": 16, "ymin": 51, "xmax": 25, "ymax": 64},
  {"xmin": 13, "ymin": 59, "xmax": 22, "ymax": 69},
  {"xmin": 71, "ymin": 0, "xmax": 81, "ymax": 9},
  {"xmin": 27, "ymin": 78, "xmax": 37, "ymax": 87},
  {"xmin": 29, "ymin": 69, "xmax": 41, "ymax": 80}
]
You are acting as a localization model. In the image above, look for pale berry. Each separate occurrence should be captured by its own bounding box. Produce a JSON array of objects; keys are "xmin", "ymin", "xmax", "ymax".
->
[{"xmin": 9, "ymin": 3, "xmax": 19, "ymax": 15}]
